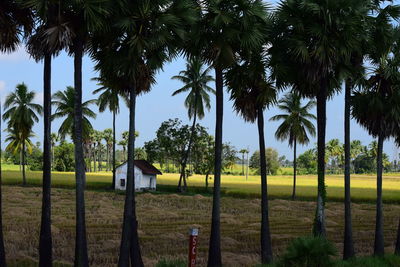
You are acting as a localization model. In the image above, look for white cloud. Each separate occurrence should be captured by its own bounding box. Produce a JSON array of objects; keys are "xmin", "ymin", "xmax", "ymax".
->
[{"xmin": 0, "ymin": 46, "xmax": 30, "ymax": 62}]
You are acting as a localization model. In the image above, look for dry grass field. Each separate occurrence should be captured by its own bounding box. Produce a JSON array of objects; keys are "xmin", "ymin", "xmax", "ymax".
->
[{"xmin": 4, "ymin": 185, "xmax": 400, "ymax": 267}]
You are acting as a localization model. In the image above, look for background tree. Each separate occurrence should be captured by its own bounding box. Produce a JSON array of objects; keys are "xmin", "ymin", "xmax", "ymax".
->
[
  {"xmin": 52, "ymin": 86, "xmax": 96, "ymax": 141},
  {"xmin": 93, "ymin": 77, "xmax": 128, "ymax": 188},
  {"xmin": 239, "ymin": 149, "xmax": 249, "ymax": 176},
  {"xmin": 171, "ymin": 57, "xmax": 214, "ymax": 192},
  {"xmin": 3, "ymin": 83, "xmax": 42, "ymax": 186},
  {"xmin": 102, "ymin": 129, "xmax": 113, "ymax": 172},
  {"xmin": 270, "ymin": 92, "xmax": 316, "ymax": 199},
  {"xmin": 249, "ymin": 149, "xmax": 280, "ymax": 175}
]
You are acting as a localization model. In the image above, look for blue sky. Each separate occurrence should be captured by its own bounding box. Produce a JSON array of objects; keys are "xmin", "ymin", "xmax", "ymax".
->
[{"xmin": 0, "ymin": 47, "xmax": 398, "ymax": 161}]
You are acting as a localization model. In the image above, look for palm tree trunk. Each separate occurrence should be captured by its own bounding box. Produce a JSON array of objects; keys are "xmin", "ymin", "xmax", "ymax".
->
[
  {"xmin": 242, "ymin": 153, "xmax": 244, "ymax": 176},
  {"xmin": 0, "ymin": 100, "xmax": 6, "ymax": 266},
  {"xmin": 118, "ymin": 86, "xmax": 143, "ymax": 267},
  {"xmin": 343, "ymin": 78, "xmax": 354, "ymax": 259},
  {"xmin": 39, "ymin": 53, "xmax": 53, "ymax": 266},
  {"xmin": 314, "ymin": 80, "xmax": 327, "ymax": 237},
  {"xmin": 73, "ymin": 39, "xmax": 89, "ymax": 267},
  {"xmin": 208, "ymin": 66, "xmax": 223, "ymax": 267},
  {"xmin": 93, "ymin": 145, "xmax": 97, "ymax": 173},
  {"xmin": 292, "ymin": 139, "xmax": 297, "ymax": 200},
  {"xmin": 112, "ymin": 111, "xmax": 116, "ymax": 189},
  {"xmin": 22, "ymin": 141, "xmax": 26, "ymax": 186},
  {"xmin": 374, "ymin": 132, "xmax": 384, "ymax": 256},
  {"xmin": 177, "ymin": 110, "xmax": 197, "ymax": 192},
  {"xmin": 257, "ymin": 108, "xmax": 273, "ymax": 264}
]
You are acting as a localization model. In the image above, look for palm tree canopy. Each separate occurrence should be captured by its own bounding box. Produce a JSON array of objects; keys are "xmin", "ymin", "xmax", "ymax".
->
[
  {"xmin": 172, "ymin": 57, "xmax": 215, "ymax": 120},
  {"xmin": 270, "ymin": 92, "xmax": 316, "ymax": 147},
  {"xmin": 51, "ymin": 86, "xmax": 96, "ymax": 140},
  {"xmin": 269, "ymin": 0, "xmax": 370, "ymax": 97},
  {"xmin": 190, "ymin": 0, "xmax": 269, "ymax": 69},
  {"xmin": 3, "ymin": 83, "xmax": 43, "ymax": 138},
  {"xmin": 5, "ymin": 127, "xmax": 34, "ymax": 155},
  {"xmin": 226, "ymin": 49, "xmax": 276, "ymax": 122},
  {"xmin": 0, "ymin": 0, "xmax": 33, "ymax": 53},
  {"xmin": 93, "ymin": 76, "xmax": 129, "ymax": 114}
]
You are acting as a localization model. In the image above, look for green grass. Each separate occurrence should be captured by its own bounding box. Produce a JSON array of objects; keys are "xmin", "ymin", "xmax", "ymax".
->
[{"xmin": 4, "ymin": 168, "xmax": 400, "ymax": 202}]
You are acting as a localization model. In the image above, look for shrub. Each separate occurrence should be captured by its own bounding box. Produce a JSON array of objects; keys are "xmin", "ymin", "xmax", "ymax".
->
[{"xmin": 278, "ymin": 236, "xmax": 337, "ymax": 267}]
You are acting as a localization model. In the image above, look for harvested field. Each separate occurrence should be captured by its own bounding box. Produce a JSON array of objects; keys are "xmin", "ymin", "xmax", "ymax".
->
[{"xmin": 3, "ymin": 186, "xmax": 400, "ymax": 266}]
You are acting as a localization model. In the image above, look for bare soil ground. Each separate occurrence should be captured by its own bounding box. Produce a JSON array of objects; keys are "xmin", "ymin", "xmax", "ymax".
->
[{"xmin": 3, "ymin": 186, "xmax": 400, "ymax": 266}]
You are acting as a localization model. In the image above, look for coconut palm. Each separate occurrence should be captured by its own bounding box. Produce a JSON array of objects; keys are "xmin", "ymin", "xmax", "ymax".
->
[
  {"xmin": 4, "ymin": 127, "xmax": 34, "ymax": 181},
  {"xmin": 226, "ymin": 46, "xmax": 276, "ymax": 264},
  {"xmin": 90, "ymin": 1, "xmax": 197, "ymax": 265},
  {"xmin": 190, "ymin": 1, "xmax": 268, "ymax": 263},
  {"xmin": 3, "ymin": 83, "xmax": 42, "ymax": 186},
  {"xmin": 172, "ymin": 57, "xmax": 215, "ymax": 192},
  {"xmin": 93, "ymin": 77, "xmax": 128, "ymax": 188},
  {"xmin": 52, "ymin": 86, "xmax": 97, "ymax": 141},
  {"xmin": 270, "ymin": 92, "xmax": 316, "ymax": 200},
  {"xmin": 271, "ymin": 0, "xmax": 368, "ymax": 237},
  {"xmin": 102, "ymin": 129, "xmax": 113, "ymax": 172}
]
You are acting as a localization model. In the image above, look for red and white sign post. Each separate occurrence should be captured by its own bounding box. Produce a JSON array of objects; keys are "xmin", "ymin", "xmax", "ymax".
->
[{"xmin": 188, "ymin": 228, "xmax": 199, "ymax": 267}]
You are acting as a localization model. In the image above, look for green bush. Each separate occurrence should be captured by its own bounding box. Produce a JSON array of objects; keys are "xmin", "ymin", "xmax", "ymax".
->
[
  {"xmin": 278, "ymin": 236, "xmax": 337, "ymax": 267},
  {"xmin": 156, "ymin": 259, "xmax": 186, "ymax": 267}
]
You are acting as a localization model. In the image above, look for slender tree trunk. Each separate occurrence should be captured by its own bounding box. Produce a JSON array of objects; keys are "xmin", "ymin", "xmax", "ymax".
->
[
  {"xmin": 93, "ymin": 145, "xmax": 97, "ymax": 173},
  {"xmin": 208, "ymin": 66, "xmax": 223, "ymax": 267},
  {"xmin": 374, "ymin": 133, "xmax": 384, "ymax": 256},
  {"xmin": 242, "ymin": 153, "xmax": 244, "ymax": 176},
  {"xmin": 112, "ymin": 111, "xmax": 116, "ymax": 189},
  {"xmin": 118, "ymin": 86, "xmax": 143, "ymax": 266},
  {"xmin": 39, "ymin": 53, "xmax": 53, "ymax": 267},
  {"xmin": 395, "ymin": 218, "xmax": 400, "ymax": 255},
  {"xmin": 314, "ymin": 81, "xmax": 327, "ymax": 237},
  {"xmin": 73, "ymin": 39, "xmax": 89, "ymax": 267},
  {"xmin": 51, "ymin": 145, "xmax": 54, "ymax": 171},
  {"xmin": 106, "ymin": 145, "xmax": 109, "ymax": 172},
  {"xmin": 343, "ymin": 79, "xmax": 354, "ymax": 259},
  {"xmin": 292, "ymin": 139, "xmax": 297, "ymax": 200},
  {"xmin": 22, "ymin": 141, "xmax": 26, "ymax": 186},
  {"xmin": 205, "ymin": 173, "xmax": 209, "ymax": 191},
  {"xmin": 177, "ymin": 110, "xmax": 197, "ymax": 192},
  {"xmin": 0, "ymin": 99, "xmax": 6, "ymax": 266},
  {"xmin": 258, "ymin": 108, "xmax": 273, "ymax": 264}
]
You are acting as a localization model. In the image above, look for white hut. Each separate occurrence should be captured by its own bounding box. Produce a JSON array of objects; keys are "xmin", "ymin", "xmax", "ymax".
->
[{"xmin": 115, "ymin": 160, "xmax": 162, "ymax": 191}]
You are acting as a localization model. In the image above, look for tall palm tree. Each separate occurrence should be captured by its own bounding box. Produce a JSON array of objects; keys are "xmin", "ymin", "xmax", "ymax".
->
[
  {"xmin": 3, "ymin": 83, "xmax": 42, "ymax": 186},
  {"xmin": 271, "ymin": 0, "xmax": 367, "ymax": 237},
  {"xmin": 91, "ymin": 1, "xmax": 197, "ymax": 265},
  {"xmin": 0, "ymin": 3, "xmax": 33, "ymax": 263},
  {"xmin": 352, "ymin": 24, "xmax": 400, "ymax": 256},
  {"xmin": 226, "ymin": 47, "xmax": 276, "ymax": 264},
  {"xmin": 270, "ymin": 92, "xmax": 316, "ymax": 200},
  {"xmin": 52, "ymin": 86, "xmax": 97, "ymax": 141},
  {"xmin": 191, "ymin": 1, "xmax": 268, "ymax": 264},
  {"xmin": 172, "ymin": 57, "xmax": 215, "ymax": 192},
  {"xmin": 93, "ymin": 77, "xmax": 128, "ymax": 188}
]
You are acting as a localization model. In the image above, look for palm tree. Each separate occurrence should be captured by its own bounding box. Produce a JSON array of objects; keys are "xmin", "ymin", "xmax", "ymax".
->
[
  {"xmin": 52, "ymin": 86, "xmax": 97, "ymax": 140},
  {"xmin": 50, "ymin": 133, "xmax": 58, "ymax": 170},
  {"xmin": 226, "ymin": 47, "xmax": 276, "ymax": 264},
  {"xmin": 191, "ymin": 1, "xmax": 268, "ymax": 264},
  {"xmin": 102, "ymin": 129, "xmax": 113, "ymax": 172},
  {"xmin": 271, "ymin": 0, "xmax": 367, "ymax": 237},
  {"xmin": 93, "ymin": 77, "xmax": 128, "ymax": 188},
  {"xmin": 239, "ymin": 149, "xmax": 249, "ymax": 176},
  {"xmin": 90, "ymin": 1, "xmax": 197, "ymax": 265},
  {"xmin": 172, "ymin": 57, "xmax": 215, "ymax": 192},
  {"xmin": 352, "ymin": 24, "xmax": 400, "ymax": 256},
  {"xmin": 93, "ymin": 130, "xmax": 104, "ymax": 172},
  {"xmin": 3, "ymin": 83, "xmax": 42, "ymax": 186},
  {"xmin": 270, "ymin": 92, "xmax": 316, "ymax": 200}
]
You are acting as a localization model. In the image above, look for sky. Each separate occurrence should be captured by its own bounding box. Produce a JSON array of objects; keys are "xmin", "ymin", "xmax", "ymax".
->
[{"xmin": 0, "ymin": 46, "xmax": 399, "ymax": 162}]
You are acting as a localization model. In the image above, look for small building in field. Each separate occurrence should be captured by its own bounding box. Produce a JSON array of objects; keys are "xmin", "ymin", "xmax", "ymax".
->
[{"xmin": 115, "ymin": 160, "xmax": 162, "ymax": 191}]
